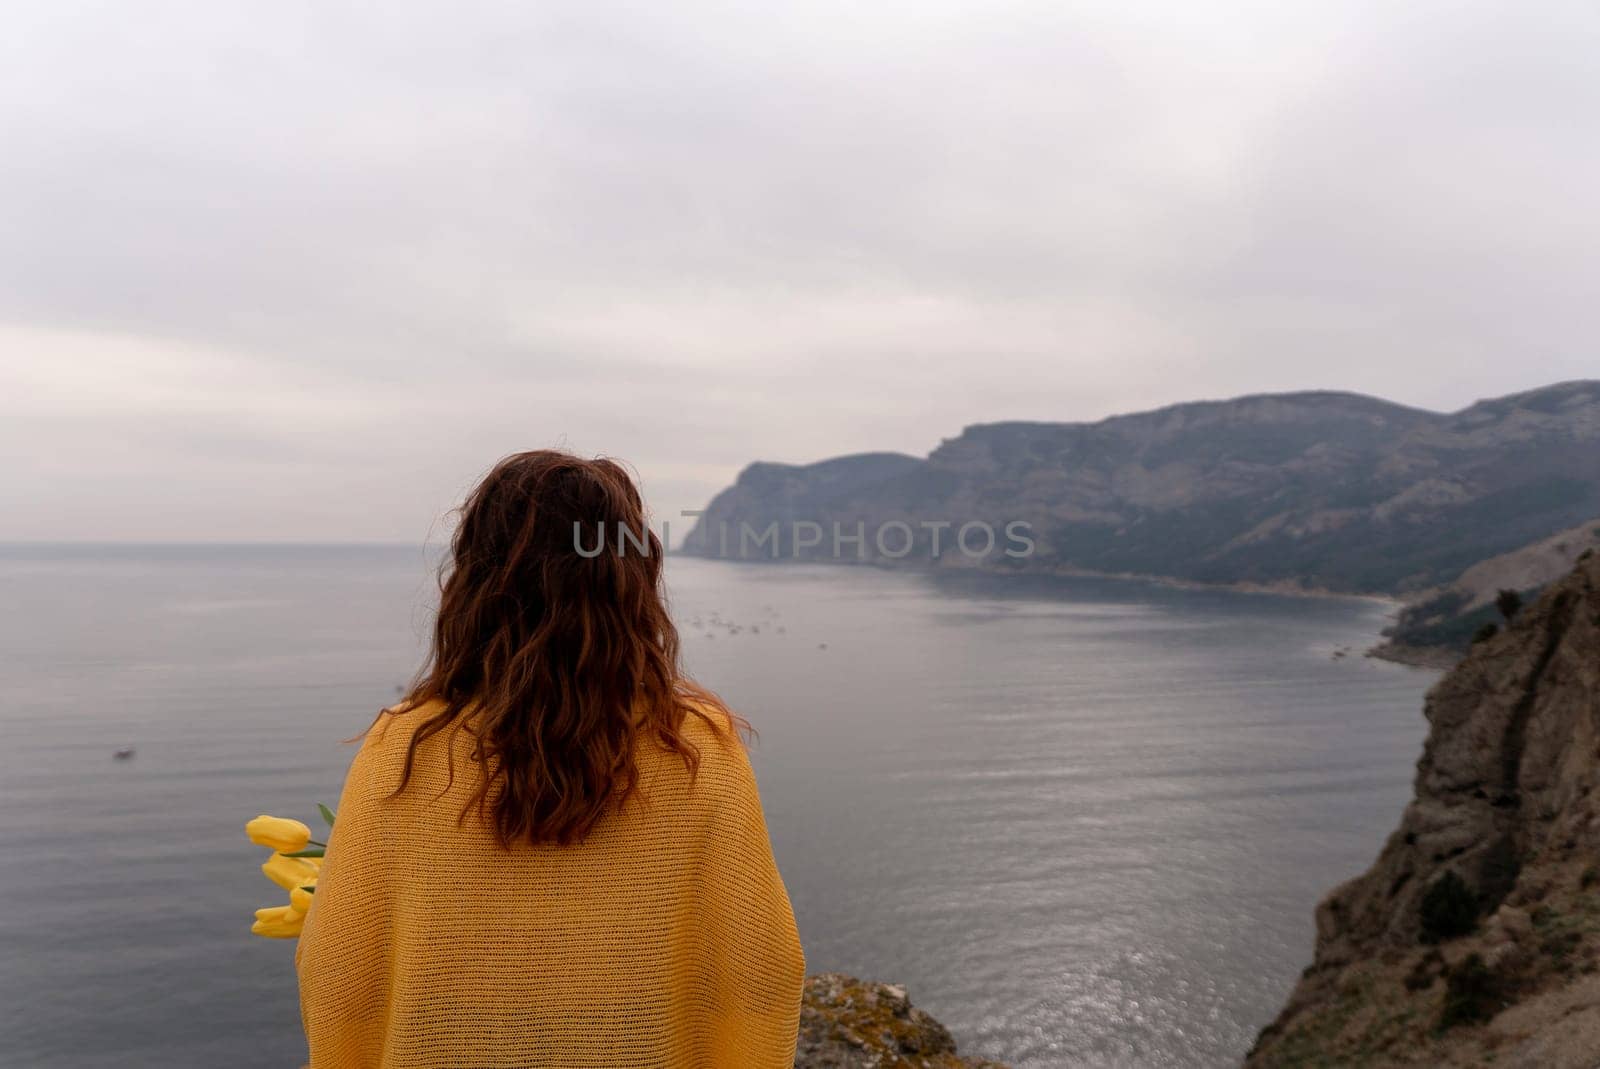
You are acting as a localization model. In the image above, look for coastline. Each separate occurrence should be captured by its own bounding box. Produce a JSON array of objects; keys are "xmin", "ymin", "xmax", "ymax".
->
[
  {"xmin": 679, "ymin": 549, "xmax": 1470, "ymax": 675},
  {"xmin": 1363, "ymin": 640, "xmax": 1461, "ymax": 670},
  {"xmin": 675, "ymin": 549, "xmax": 1405, "ymax": 606},
  {"xmin": 1027, "ymin": 561, "xmax": 1402, "ymax": 605}
]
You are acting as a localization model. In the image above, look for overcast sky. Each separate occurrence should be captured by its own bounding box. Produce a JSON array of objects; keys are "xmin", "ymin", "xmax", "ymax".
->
[{"xmin": 3, "ymin": 1, "xmax": 1597, "ymax": 541}]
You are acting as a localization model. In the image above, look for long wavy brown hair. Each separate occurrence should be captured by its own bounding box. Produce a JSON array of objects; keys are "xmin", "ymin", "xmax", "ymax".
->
[{"xmin": 383, "ymin": 450, "xmax": 740, "ymax": 847}]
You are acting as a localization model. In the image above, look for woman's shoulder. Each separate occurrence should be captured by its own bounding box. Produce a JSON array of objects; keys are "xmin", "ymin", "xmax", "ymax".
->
[
  {"xmin": 360, "ymin": 697, "xmax": 442, "ymax": 749},
  {"xmin": 343, "ymin": 697, "xmax": 454, "ymax": 782},
  {"xmin": 682, "ymin": 697, "xmax": 753, "ymax": 765},
  {"xmin": 661, "ymin": 702, "xmax": 773, "ymax": 844},
  {"xmin": 635, "ymin": 697, "xmax": 756, "ymax": 802}
]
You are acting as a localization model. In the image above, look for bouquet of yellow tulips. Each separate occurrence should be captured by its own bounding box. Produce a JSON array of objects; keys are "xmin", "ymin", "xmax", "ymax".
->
[{"xmin": 246, "ymin": 805, "xmax": 335, "ymax": 938}]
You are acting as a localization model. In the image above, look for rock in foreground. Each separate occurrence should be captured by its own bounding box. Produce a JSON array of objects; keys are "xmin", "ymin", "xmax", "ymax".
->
[
  {"xmin": 1250, "ymin": 551, "xmax": 1600, "ymax": 1067},
  {"xmin": 797, "ymin": 974, "xmax": 1007, "ymax": 1068}
]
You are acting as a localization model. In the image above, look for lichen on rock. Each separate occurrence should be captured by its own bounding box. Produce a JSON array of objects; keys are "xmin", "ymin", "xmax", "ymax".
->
[{"xmin": 796, "ymin": 973, "xmax": 1008, "ymax": 1068}]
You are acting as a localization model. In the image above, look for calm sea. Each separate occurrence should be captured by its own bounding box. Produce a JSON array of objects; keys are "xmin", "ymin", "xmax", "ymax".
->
[{"xmin": 0, "ymin": 546, "xmax": 1435, "ymax": 1068}]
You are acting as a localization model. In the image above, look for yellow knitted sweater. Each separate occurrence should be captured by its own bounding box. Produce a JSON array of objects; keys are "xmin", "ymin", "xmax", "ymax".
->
[{"xmin": 296, "ymin": 701, "xmax": 805, "ymax": 1068}]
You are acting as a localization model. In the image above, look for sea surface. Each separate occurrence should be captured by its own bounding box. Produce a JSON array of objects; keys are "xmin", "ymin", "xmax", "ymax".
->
[{"xmin": 0, "ymin": 545, "xmax": 1437, "ymax": 1068}]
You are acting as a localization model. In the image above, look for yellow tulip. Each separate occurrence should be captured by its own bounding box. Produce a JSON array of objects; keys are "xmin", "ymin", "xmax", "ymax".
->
[
  {"xmin": 290, "ymin": 886, "xmax": 314, "ymax": 914},
  {"xmin": 262, "ymin": 852, "xmax": 319, "ymax": 891},
  {"xmin": 251, "ymin": 904, "xmax": 305, "ymax": 939},
  {"xmin": 246, "ymin": 815, "xmax": 312, "ymax": 853}
]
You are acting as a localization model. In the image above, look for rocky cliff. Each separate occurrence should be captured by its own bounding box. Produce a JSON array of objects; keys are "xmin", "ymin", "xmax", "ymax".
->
[
  {"xmin": 684, "ymin": 381, "xmax": 1600, "ymax": 596},
  {"xmin": 796, "ymin": 975, "xmax": 1005, "ymax": 1068},
  {"xmin": 1249, "ymin": 550, "xmax": 1600, "ymax": 1067}
]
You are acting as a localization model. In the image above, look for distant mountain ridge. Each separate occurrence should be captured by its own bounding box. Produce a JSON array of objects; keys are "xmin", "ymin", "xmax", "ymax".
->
[{"xmin": 683, "ymin": 381, "xmax": 1600, "ymax": 596}]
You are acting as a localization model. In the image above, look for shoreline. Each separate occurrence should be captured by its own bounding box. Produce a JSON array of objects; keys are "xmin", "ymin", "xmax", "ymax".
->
[
  {"xmin": 676, "ymin": 552, "xmax": 1469, "ymax": 671},
  {"xmin": 1363, "ymin": 640, "xmax": 1461, "ymax": 670},
  {"xmin": 1026, "ymin": 561, "xmax": 1401, "ymax": 606},
  {"xmin": 674, "ymin": 550, "xmax": 1404, "ymax": 607}
]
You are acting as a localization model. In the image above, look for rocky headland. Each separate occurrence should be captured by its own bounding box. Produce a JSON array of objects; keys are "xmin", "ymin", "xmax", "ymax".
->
[
  {"xmin": 685, "ymin": 382, "xmax": 1600, "ymax": 601},
  {"xmin": 1249, "ymin": 550, "xmax": 1600, "ymax": 1067}
]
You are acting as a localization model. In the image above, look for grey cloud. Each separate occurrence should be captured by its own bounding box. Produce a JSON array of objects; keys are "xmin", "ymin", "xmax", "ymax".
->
[{"xmin": 2, "ymin": 0, "xmax": 1595, "ymax": 539}]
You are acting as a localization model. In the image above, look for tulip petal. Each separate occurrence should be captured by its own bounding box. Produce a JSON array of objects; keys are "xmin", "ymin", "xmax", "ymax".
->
[
  {"xmin": 262, "ymin": 852, "xmax": 317, "ymax": 891},
  {"xmin": 251, "ymin": 902, "xmax": 306, "ymax": 938},
  {"xmin": 251, "ymin": 918, "xmax": 303, "ymax": 938},
  {"xmin": 246, "ymin": 815, "xmax": 313, "ymax": 853}
]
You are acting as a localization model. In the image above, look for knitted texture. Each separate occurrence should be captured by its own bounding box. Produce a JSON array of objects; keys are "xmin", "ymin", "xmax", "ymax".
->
[{"xmin": 296, "ymin": 701, "xmax": 805, "ymax": 1067}]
